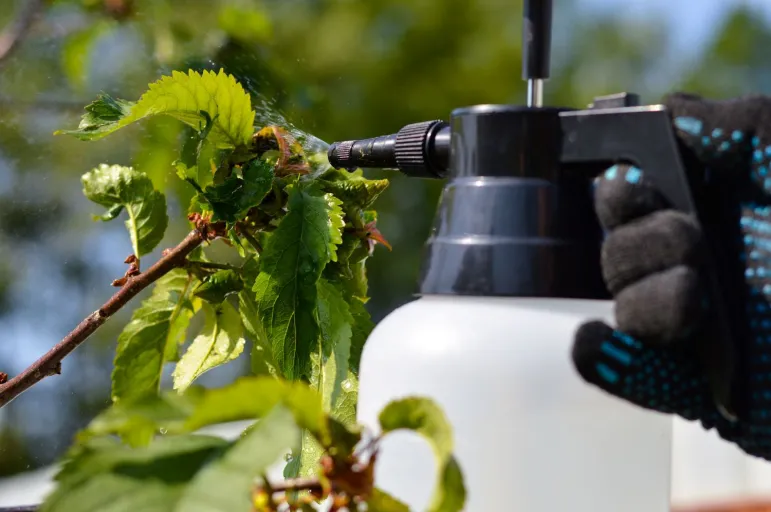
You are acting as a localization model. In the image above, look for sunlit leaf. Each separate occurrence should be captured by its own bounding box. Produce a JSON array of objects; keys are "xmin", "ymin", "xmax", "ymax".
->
[
  {"xmin": 289, "ymin": 279, "xmax": 357, "ymax": 478},
  {"xmin": 79, "ymin": 387, "xmax": 206, "ymax": 448},
  {"xmin": 366, "ymin": 489, "xmax": 410, "ymax": 512},
  {"xmin": 175, "ymin": 405, "xmax": 299, "ymax": 512},
  {"xmin": 253, "ymin": 185, "xmax": 345, "ymax": 379},
  {"xmin": 184, "ymin": 377, "xmax": 325, "ymax": 438},
  {"xmin": 81, "ymin": 164, "xmax": 168, "ymax": 257},
  {"xmin": 173, "ymin": 301, "xmax": 246, "ymax": 392},
  {"xmin": 40, "ymin": 436, "xmax": 228, "ymax": 512},
  {"xmin": 112, "ymin": 269, "xmax": 199, "ymax": 404},
  {"xmin": 57, "ymin": 69, "xmax": 255, "ymax": 149},
  {"xmin": 379, "ymin": 398, "xmax": 466, "ymax": 512}
]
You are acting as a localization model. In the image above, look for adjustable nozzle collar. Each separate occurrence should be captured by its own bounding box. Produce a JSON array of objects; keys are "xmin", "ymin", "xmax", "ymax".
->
[{"xmin": 328, "ymin": 120, "xmax": 450, "ymax": 178}]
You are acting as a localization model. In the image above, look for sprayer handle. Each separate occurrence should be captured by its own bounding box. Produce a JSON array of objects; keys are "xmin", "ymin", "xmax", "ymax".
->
[{"xmin": 559, "ymin": 104, "xmax": 739, "ymax": 422}]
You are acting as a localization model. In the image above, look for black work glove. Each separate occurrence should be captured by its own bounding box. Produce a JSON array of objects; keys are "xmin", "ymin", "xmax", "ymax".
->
[{"xmin": 572, "ymin": 92, "xmax": 771, "ymax": 460}]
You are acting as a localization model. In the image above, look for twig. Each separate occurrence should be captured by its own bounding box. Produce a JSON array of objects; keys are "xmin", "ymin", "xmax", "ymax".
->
[
  {"xmin": 0, "ymin": 0, "xmax": 46, "ymax": 66},
  {"xmin": 186, "ymin": 260, "xmax": 241, "ymax": 272},
  {"xmin": 0, "ymin": 229, "xmax": 206, "ymax": 408},
  {"xmin": 238, "ymin": 225, "xmax": 263, "ymax": 253},
  {"xmin": 269, "ymin": 477, "xmax": 324, "ymax": 495}
]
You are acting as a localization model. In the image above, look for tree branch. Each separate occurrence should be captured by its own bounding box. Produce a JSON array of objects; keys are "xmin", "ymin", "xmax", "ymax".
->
[
  {"xmin": 0, "ymin": 0, "xmax": 46, "ymax": 66},
  {"xmin": 0, "ymin": 229, "xmax": 206, "ymax": 409}
]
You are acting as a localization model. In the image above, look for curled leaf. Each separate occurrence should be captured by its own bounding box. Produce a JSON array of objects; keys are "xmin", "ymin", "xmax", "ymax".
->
[
  {"xmin": 379, "ymin": 397, "xmax": 467, "ymax": 512},
  {"xmin": 81, "ymin": 164, "xmax": 168, "ymax": 257},
  {"xmin": 193, "ymin": 269, "xmax": 244, "ymax": 304}
]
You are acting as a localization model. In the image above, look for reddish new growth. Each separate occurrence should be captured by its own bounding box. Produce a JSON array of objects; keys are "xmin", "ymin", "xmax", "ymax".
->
[
  {"xmin": 188, "ymin": 212, "xmax": 227, "ymax": 240},
  {"xmin": 363, "ymin": 220, "xmax": 391, "ymax": 253},
  {"xmin": 112, "ymin": 254, "xmax": 140, "ymax": 287},
  {"xmin": 252, "ymin": 125, "xmax": 311, "ymax": 176},
  {"xmin": 251, "ymin": 439, "xmax": 380, "ymax": 511}
]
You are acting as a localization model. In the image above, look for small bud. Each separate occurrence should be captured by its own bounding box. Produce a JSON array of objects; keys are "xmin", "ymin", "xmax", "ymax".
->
[
  {"xmin": 112, "ymin": 277, "xmax": 128, "ymax": 287},
  {"xmin": 124, "ymin": 254, "xmax": 137, "ymax": 264},
  {"xmin": 126, "ymin": 263, "xmax": 140, "ymax": 277},
  {"xmin": 0, "ymin": 372, "xmax": 8, "ymax": 384}
]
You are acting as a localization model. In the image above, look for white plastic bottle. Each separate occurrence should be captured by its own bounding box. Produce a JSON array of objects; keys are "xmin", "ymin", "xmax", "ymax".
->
[
  {"xmin": 357, "ymin": 297, "xmax": 672, "ymax": 511},
  {"xmin": 355, "ymin": 104, "xmax": 674, "ymax": 511}
]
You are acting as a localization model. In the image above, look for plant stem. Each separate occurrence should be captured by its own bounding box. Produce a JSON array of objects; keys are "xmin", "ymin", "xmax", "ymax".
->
[
  {"xmin": 0, "ymin": 229, "xmax": 206, "ymax": 409},
  {"xmin": 239, "ymin": 226, "xmax": 263, "ymax": 253},
  {"xmin": 270, "ymin": 477, "xmax": 324, "ymax": 494},
  {"xmin": 186, "ymin": 260, "xmax": 241, "ymax": 272}
]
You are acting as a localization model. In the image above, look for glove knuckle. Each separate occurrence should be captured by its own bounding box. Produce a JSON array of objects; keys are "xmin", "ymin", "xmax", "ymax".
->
[
  {"xmin": 601, "ymin": 209, "xmax": 701, "ymax": 295},
  {"xmin": 615, "ymin": 265, "xmax": 702, "ymax": 344}
]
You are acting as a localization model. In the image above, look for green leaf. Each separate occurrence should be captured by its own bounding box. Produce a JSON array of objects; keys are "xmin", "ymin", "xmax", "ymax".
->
[
  {"xmin": 291, "ymin": 279, "xmax": 357, "ymax": 478},
  {"xmin": 80, "ymin": 388, "xmax": 206, "ymax": 447},
  {"xmin": 366, "ymin": 489, "xmax": 410, "ymax": 512},
  {"xmin": 57, "ymin": 69, "xmax": 255, "ymax": 149},
  {"xmin": 81, "ymin": 164, "xmax": 168, "ymax": 257},
  {"xmin": 184, "ymin": 377, "xmax": 325, "ymax": 438},
  {"xmin": 193, "ymin": 269, "xmax": 243, "ymax": 304},
  {"xmin": 348, "ymin": 298, "xmax": 374, "ymax": 375},
  {"xmin": 112, "ymin": 269, "xmax": 199, "ymax": 404},
  {"xmin": 325, "ymin": 233, "xmax": 369, "ymax": 302},
  {"xmin": 253, "ymin": 185, "xmax": 345, "ymax": 379},
  {"xmin": 238, "ymin": 256, "xmax": 275, "ymax": 377},
  {"xmin": 40, "ymin": 435, "xmax": 228, "ymax": 512},
  {"xmin": 175, "ymin": 405, "xmax": 299, "ymax": 512},
  {"xmin": 201, "ymin": 158, "xmax": 275, "ymax": 222},
  {"xmin": 379, "ymin": 398, "xmax": 467, "ymax": 512},
  {"xmin": 173, "ymin": 301, "xmax": 246, "ymax": 392},
  {"xmin": 315, "ymin": 279, "xmax": 354, "ymax": 412},
  {"xmin": 319, "ymin": 173, "xmax": 390, "ymax": 211},
  {"xmin": 238, "ymin": 288, "xmax": 276, "ymax": 377}
]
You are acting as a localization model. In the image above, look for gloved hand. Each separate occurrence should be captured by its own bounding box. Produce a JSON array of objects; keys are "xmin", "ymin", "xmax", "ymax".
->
[{"xmin": 572, "ymin": 92, "xmax": 771, "ymax": 460}]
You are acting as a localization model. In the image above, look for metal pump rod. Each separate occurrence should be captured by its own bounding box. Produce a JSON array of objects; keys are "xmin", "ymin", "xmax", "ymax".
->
[{"xmin": 522, "ymin": 0, "xmax": 552, "ymax": 107}]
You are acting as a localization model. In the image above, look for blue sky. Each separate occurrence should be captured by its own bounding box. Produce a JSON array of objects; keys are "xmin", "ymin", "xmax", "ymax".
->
[{"xmin": 579, "ymin": 0, "xmax": 771, "ymax": 57}]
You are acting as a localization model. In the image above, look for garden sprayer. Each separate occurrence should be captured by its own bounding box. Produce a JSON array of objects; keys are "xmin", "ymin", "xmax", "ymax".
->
[{"xmin": 328, "ymin": 1, "xmax": 739, "ymax": 510}]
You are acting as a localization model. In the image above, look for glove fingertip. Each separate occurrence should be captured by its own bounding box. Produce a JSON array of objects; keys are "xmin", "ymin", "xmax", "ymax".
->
[{"xmin": 571, "ymin": 320, "xmax": 619, "ymax": 388}]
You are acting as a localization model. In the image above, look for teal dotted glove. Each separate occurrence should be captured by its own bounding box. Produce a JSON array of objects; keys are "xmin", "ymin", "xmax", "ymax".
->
[{"xmin": 572, "ymin": 93, "xmax": 771, "ymax": 458}]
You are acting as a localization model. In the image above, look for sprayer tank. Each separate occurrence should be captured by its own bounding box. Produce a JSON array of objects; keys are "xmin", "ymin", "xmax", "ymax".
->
[{"xmin": 355, "ymin": 105, "xmax": 673, "ymax": 511}]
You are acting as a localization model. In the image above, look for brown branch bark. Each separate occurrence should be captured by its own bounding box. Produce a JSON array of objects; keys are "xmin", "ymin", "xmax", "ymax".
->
[
  {"xmin": 269, "ymin": 477, "xmax": 324, "ymax": 494},
  {"xmin": 0, "ymin": 0, "xmax": 46, "ymax": 66},
  {"xmin": 0, "ymin": 229, "xmax": 205, "ymax": 409}
]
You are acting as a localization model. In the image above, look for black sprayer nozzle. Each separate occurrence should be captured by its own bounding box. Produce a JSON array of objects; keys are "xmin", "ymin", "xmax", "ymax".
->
[
  {"xmin": 522, "ymin": 0, "xmax": 552, "ymax": 107},
  {"xmin": 328, "ymin": 120, "xmax": 450, "ymax": 178}
]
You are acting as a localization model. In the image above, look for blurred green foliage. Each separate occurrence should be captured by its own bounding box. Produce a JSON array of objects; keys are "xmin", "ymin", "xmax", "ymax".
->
[{"xmin": 0, "ymin": 0, "xmax": 769, "ymax": 476}]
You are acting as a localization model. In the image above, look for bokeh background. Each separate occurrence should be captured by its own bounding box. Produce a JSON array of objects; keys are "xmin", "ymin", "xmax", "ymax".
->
[{"xmin": 0, "ymin": 0, "xmax": 770, "ymax": 481}]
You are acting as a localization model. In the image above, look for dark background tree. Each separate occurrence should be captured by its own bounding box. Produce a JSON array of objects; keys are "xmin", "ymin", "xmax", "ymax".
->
[{"xmin": 0, "ymin": 0, "xmax": 768, "ymax": 477}]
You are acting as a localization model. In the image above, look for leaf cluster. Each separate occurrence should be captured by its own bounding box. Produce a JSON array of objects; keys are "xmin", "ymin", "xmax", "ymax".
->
[{"xmin": 46, "ymin": 69, "xmax": 465, "ymax": 511}]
